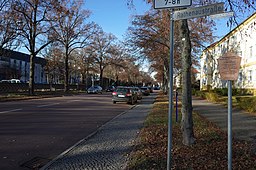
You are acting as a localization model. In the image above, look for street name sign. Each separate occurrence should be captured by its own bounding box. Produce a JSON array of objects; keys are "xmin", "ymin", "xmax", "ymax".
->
[
  {"xmin": 154, "ymin": 0, "xmax": 192, "ymax": 9},
  {"xmin": 173, "ymin": 2, "xmax": 224, "ymax": 20},
  {"xmin": 218, "ymin": 51, "xmax": 241, "ymax": 81},
  {"xmin": 210, "ymin": 11, "xmax": 234, "ymax": 19}
]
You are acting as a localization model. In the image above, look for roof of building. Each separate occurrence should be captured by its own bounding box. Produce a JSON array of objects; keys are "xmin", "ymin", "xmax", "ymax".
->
[
  {"xmin": 0, "ymin": 48, "xmax": 46, "ymax": 65},
  {"xmin": 204, "ymin": 12, "xmax": 256, "ymax": 52}
]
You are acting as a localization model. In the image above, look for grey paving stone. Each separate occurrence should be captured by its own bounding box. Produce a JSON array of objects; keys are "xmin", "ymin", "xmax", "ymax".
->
[
  {"xmin": 41, "ymin": 95, "xmax": 156, "ymax": 170},
  {"xmin": 193, "ymin": 97, "xmax": 256, "ymax": 142}
]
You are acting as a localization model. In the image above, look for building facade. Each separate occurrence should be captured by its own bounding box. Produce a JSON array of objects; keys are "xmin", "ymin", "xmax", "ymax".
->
[
  {"xmin": 200, "ymin": 12, "xmax": 256, "ymax": 91},
  {"xmin": 0, "ymin": 49, "xmax": 47, "ymax": 83}
]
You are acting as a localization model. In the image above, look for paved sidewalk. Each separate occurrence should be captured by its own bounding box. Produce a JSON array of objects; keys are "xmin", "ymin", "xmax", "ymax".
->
[
  {"xmin": 41, "ymin": 94, "xmax": 156, "ymax": 170},
  {"xmin": 193, "ymin": 97, "xmax": 256, "ymax": 142}
]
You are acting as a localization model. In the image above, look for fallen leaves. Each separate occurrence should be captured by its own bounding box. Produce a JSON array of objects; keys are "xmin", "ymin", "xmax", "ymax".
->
[{"xmin": 126, "ymin": 94, "xmax": 256, "ymax": 170}]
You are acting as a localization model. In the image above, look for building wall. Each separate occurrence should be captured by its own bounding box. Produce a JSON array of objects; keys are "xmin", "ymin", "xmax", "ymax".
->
[
  {"xmin": 0, "ymin": 50, "xmax": 46, "ymax": 84},
  {"xmin": 200, "ymin": 12, "xmax": 256, "ymax": 90}
]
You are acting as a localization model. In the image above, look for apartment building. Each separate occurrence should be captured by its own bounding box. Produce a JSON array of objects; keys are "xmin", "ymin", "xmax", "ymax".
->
[
  {"xmin": 0, "ymin": 49, "xmax": 46, "ymax": 83},
  {"xmin": 200, "ymin": 12, "xmax": 256, "ymax": 91}
]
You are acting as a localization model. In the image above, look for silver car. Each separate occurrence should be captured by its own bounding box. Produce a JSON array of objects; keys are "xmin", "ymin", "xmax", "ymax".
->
[{"xmin": 87, "ymin": 86, "xmax": 103, "ymax": 94}]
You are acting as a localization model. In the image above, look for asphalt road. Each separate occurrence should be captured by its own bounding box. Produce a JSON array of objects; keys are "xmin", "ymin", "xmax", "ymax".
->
[{"xmin": 0, "ymin": 93, "xmax": 132, "ymax": 170}]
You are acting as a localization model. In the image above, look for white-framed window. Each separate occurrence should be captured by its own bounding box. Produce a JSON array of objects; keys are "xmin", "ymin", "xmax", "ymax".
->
[
  {"xmin": 237, "ymin": 51, "xmax": 242, "ymax": 57},
  {"xmin": 250, "ymin": 23, "xmax": 254, "ymax": 34},
  {"xmin": 239, "ymin": 72, "xmax": 243, "ymax": 82},
  {"xmin": 248, "ymin": 70, "xmax": 253, "ymax": 82},
  {"xmin": 249, "ymin": 46, "xmax": 253, "ymax": 58}
]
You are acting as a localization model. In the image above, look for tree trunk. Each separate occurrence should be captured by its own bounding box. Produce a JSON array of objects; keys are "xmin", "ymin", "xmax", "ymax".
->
[
  {"xmin": 100, "ymin": 68, "xmax": 103, "ymax": 87},
  {"xmin": 163, "ymin": 59, "xmax": 169, "ymax": 94},
  {"xmin": 179, "ymin": 19, "xmax": 195, "ymax": 146},
  {"xmin": 64, "ymin": 50, "xmax": 69, "ymax": 92},
  {"xmin": 29, "ymin": 53, "xmax": 35, "ymax": 95}
]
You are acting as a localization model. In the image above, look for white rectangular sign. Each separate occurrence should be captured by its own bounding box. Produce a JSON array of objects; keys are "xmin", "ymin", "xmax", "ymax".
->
[
  {"xmin": 210, "ymin": 11, "xmax": 234, "ymax": 19},
  {"xmin": 173, "ymin": 3, "xmax": 224, "ymax": 20},
  {"xmin": 154, "ymin": 0, "xmax": 192, "ymax": 9}
]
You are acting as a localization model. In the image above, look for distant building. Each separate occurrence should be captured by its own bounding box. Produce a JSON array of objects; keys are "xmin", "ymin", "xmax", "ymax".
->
[
  {"xmin": 0, "ymin": 49, "xmax": 46, "ymax": 83},
  {"xmin": 200, "ymin": 12, "xmax": 256, "ymax": 91}
]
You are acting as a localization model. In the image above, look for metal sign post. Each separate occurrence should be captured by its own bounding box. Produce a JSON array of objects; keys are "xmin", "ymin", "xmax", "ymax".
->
[
  {"xmin": 228, "ymin": 80, "xmax": 232, "ymax": 170},
  {"xmin": 218, "ymin": 52, "xmax": 241, "ymax": 170},
  {"xmin": 154, "ymin": 2, "xmax": 192, "ymax": 170},
  {"xmin": 154, "ymin": 1, "xmax": 233, "ymax": 169},
  {"xmin": 176, "ymin": 90, "xmax": 178, "ymax": 122},
  {"xmin": 167, "ymin": 9, "xmax": 174, "ymax": 170}
]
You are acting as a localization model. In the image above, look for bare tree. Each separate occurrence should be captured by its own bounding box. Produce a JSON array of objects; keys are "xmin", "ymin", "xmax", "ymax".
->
[
  {"xmin": 0, "ymin": 0, "xmax": 18, "ymax": 50},
  {"xmin": 51, "ymin": 0, "xmax": 95, "ymax": 92},
  {"xmin": 11, "ymin": 0, "xmax": 59, "ymax": 95},
  {"xmin": 89, "ymin": 27, "xmax": 117, "ymax": 87},
  {"xmin": 44, "ymin": 44, "xmax": 65, "ymax": 84}
]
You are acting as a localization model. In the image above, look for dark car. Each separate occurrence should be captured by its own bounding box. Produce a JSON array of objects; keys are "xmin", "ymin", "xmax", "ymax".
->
[
  {"xmin": 140, "ymin": 86, "xmax": 150, "ymax": 96},
  {"xmin": 87, "ymin": 86, "xmax": 103, "ymax": 94},
  {"xmin": 148, "ymin": 86, "xmax": 153, "ymax": 93},
  {"xmin": 112, "ymin": 86, "xmax": 138, "ymax": 105},
  {"xmin": 106, "ymin": 86, "xmax": 115, "ymax": 92},
  {"xmin": 131, "ymin": 87, "xmax": 142, "ymax": 100}
]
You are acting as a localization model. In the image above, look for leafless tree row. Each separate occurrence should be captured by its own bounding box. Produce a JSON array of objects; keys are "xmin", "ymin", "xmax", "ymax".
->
[{"xmin": 0, "ymin": 0, "xmax": 154, "ymax": 95}]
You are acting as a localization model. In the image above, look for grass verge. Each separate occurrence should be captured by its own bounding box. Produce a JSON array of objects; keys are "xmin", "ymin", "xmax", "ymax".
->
[{"xmin": 126, "ymin": 93, "xmax": 256, "ymax": 170}]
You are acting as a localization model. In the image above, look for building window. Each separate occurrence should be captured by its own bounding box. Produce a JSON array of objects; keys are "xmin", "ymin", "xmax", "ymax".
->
[
  {"xmin": 239, "ymin": 72, "xmax": 242, "ymax": 82},
  {"xmin": 237, "ymin": 51, "xmax": 242, "ymax": 56},
  {"xmin": 249, "ymin": 46, "xmax": 253, "ymax": 58},
  {"xmin": 250, "ymin": 23, "xmax": 254, "ymax": 34},
  {"xmin": 248, "ymin": 70, "xmax": 253, "ymax": 82}
]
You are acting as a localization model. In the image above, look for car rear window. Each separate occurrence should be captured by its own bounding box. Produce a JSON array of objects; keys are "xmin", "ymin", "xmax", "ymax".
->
[{"xmin": 116, "ymin": 88, "xmax": 128, "ymax": 93}]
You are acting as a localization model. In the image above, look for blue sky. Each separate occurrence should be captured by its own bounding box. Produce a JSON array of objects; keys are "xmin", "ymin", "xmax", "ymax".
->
[
  {"xmin": 85, "ymin": 0, "xmax": 151, "ymax": 40},
  {"xmin": 84, "ymin": 1, "xmax": 253, "ymax": 42}
]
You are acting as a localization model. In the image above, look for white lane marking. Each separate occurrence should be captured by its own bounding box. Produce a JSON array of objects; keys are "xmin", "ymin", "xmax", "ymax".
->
[
  {"xmin": 0, "ymin": 108, "xmax": 23, "ymax": 114},
  {"xmin": 66, "ymin": 100, "xmax": 82, "ymax": 103},
  {"xmin": 37, "ymin": 103, "xmax": 60, "ymax": 108}
]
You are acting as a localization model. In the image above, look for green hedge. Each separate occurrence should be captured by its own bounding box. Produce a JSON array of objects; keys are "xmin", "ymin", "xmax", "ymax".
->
[
  {"xmin": 193, "ymin": 90, "xmax": 206, "ymax": 99},
  {"xmin": 236, "ymin": 96, "xmax": 256, "ymax": 113},
  {"xmin": 194, "ymin": 89, "xmax": 256, "ymax": 113},
  {"xmin": 213, "ymin": 88, "xmax": 254, "ymax": 96},
  {"xmin": 205, "ymin": 92, "xmax": 220, "ymax": 102},
  {"xmin": 194, "ymin": 90, "xmax": 220, "ymax": 102}
]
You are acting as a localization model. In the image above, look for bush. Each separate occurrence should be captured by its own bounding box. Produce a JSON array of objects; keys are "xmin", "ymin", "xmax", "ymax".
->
[
  {"xmin": 213, "ymin": 88, "xmax": 254, "ymax": 96},
  {"xmin": 236, "ymin": 96, "xmax": 256, "ymax": 113},
  {"xmin": 194, "ymin": 90, "xmax": 206, "ymax": 99},
  {"xmin": 205, "ymin": 92, "xmax": 220, "ymax": 102},
  {"xmin": 213, "ymin": 88, "xmax": 228, "ymax": 96}
]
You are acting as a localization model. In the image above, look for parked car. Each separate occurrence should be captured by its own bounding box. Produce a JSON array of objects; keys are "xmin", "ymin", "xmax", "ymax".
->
[
  {"xmin": 131, "ymin": 87, "xmax": 142, "ymax": 100},
  {"xmin": 140, "ymin": 86, "xmax": 150, "ymax": 96},
  {"xmin": 106, "ymin": 86, "xmax": 115, "ymax": 92},
  {"xmin": 87, "ymin": 86, "xmax": 103, "ymax": 94},
  {"xmin": 154, "ymin": 86, "xmax": 160, "ymax": 90},
  {"xmin": 10, "ymin": 79, "xmax": 21, "ymax": 83},
  {"xmin": 112, "ymin": 86, "xmax": 138, "ymax": 105},
  {"xmin": 0, "ymin": 79, "xmax": 21, "ymax": 83},
  {"xmin": 0, "ymin": 80, "xmax": 11, "ymax": 83},
  {"xmin": 148, "ymin": 86, "xmax": 153, "ymax": 93}
]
